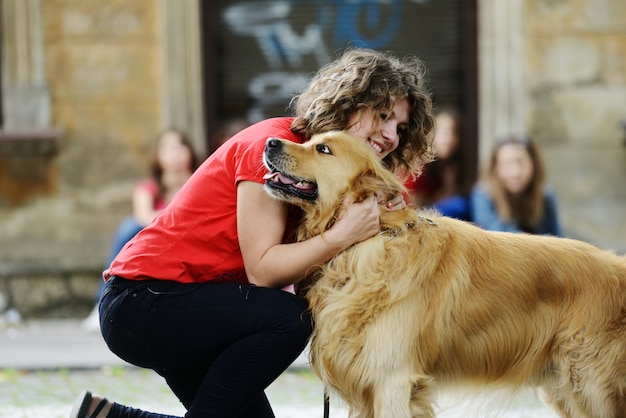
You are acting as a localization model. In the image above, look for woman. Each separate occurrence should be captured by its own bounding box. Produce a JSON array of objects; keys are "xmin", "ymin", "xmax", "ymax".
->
[
  {"xmin": 82, "ymin": 128, "xmax": 198, "ymax": 332},
  {"xmin": 71, "ymin": 48, "xmax": 435, "ymax": 418},
  {"xmin": 470, "ymin": 135, "xmax": 562, "ymax": 236},
  {"xmin": 405, "ymin": 105, "xmax": 471, "ymax": 220}
]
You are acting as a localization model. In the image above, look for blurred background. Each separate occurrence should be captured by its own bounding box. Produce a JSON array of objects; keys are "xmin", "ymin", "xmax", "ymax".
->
[{"xmin": 0, "ymin": 0, "xmax": 624, "ymax": 320}]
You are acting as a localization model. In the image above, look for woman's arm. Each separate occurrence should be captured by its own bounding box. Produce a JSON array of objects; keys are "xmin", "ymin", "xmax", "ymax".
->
[
  {"xmin": 237, "ymin": 180, "xmax": 380, "ymax": 288},
  {"xmin": 133, "ymin": 184, "xmax": 160, "ymax": 226}
]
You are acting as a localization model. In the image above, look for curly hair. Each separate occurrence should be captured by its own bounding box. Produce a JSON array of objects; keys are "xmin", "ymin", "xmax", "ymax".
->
[{"xmin": 290, "ymin": 48, "xmax": 435, "ymax": 175}]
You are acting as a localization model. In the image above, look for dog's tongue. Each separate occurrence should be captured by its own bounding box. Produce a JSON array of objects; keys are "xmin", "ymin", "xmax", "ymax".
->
[
  {"xmin": 263, "ymin": 172, "xmax": 296, "ymax": 185},
  {"xmin": 263, "ymin": 172, "xmax": 314, "ymax": 191}
]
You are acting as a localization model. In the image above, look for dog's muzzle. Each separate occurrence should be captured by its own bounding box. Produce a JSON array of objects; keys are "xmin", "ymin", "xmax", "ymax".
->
[{"xmin": 263, "ymin": 137, "xmax": 318, "ymax": 201}]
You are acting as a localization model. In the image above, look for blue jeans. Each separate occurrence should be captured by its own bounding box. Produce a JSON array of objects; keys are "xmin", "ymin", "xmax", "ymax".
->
[
  {"xmin": 99, "ymin": 277, "xmax": 312, "ymax": 418},
  {"xmin": 105, "ymin": 217, "xmax": 145, "ymax": 268}
]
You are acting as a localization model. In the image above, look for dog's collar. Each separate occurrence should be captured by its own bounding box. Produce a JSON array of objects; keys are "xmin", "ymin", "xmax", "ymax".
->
[
  {"xmin": 378, "ymin": 227, "xmax": 403, "ymax": 241},
  {"xmin": 418, "ymin": 216, "xmax": 437, "ymax": 226},
  {"xmin": 378, "ymin": 216, "xmax": 436, "ymax": 242}
]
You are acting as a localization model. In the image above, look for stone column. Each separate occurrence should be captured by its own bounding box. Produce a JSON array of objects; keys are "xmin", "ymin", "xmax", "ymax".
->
[
  {"xmin": 160, "ymin": 0, "xmax": 206, "ymax": 156},
  {"xmin": 477, "ymin": 0, "xmax": 526, "ymax": 169},
  {"xmin": 1, "ymin": 0, "xmax": 52, "ymax": 130}
]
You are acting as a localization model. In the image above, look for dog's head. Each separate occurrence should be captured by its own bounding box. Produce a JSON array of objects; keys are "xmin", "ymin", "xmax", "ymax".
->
[{"xmin": 263, "ymin": 131, "xmax": 406, "ymax": 239}]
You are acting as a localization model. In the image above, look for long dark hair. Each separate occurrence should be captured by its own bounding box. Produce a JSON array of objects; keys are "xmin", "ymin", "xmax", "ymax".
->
[
  {"xmin": 485, "ymin": 136, "xmax": 546, "ymax": 232},
  {"xmin": 422, "ymin": 105, "xmax": 469, "ymax": 194}
]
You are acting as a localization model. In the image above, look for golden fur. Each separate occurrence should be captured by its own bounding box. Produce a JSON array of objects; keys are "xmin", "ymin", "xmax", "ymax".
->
[{"xmin": 263, "ymin": 131, "xmax": 626, "ymax": 418}]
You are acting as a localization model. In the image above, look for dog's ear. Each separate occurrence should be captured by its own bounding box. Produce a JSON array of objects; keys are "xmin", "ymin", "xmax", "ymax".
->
[
  {"xmin": 350, "ymin": 172, "xmax": 377, "ymax": 203},
  {"xmin": 351, "ymin": 168, "xmax": 406, "ymax": 204}
]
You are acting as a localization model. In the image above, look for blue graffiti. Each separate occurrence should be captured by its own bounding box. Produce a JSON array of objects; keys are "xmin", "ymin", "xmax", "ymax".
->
[
  {"xmin": 330, "ymin": 0, "xmax": 403, "ymax": 50},
  {"xmin": 223, "ymin": 1, "xmax": 419, "ymax": 67},
  {"xmin": 223, "ymin": 1, "xmax": 330, "ymax": 68},
  {"xmin": 222, "ymin": 0, "xmax": 425, "ymax": 120}
]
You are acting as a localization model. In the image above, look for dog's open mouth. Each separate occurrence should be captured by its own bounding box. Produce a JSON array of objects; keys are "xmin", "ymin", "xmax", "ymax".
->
[{"xmin": 263, "ymin": 170, "xmax": 318, "ymax": 201}]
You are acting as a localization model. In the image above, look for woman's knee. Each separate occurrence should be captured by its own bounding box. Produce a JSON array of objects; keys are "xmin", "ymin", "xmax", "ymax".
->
[
  {"xmin": 260, "ymin": 289, "xmax": 312, "ymax": 339},
  {"xmin": 287, "ymin": 300, "xmax": 313, "ymax": 341}
]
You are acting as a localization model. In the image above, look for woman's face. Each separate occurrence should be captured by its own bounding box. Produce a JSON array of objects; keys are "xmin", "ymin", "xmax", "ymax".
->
[
  {"xmin": 157, "ymin": 131, "xmax": 193, "ymax": 172},
  {"xmin": 495, "ymin": 143, "xmax": 534, "ymax": 194},
  {"xmin": 432, "ymin": 113, "xmax": 458, "ymax": 160},
  {"xmin": 346, "ymin": 98, "xmax": 409, "ymax": 160}
]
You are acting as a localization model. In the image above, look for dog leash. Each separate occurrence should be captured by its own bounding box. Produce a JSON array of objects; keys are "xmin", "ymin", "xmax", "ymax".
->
[{"xmin": 323, "ymin": 390, "xmax": 330, "ymax": 418}]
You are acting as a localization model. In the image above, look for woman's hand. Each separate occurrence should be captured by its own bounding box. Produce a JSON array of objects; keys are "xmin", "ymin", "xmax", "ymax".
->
[
  {"xmin": 239, "ymin": 182, "xmax": 379, "ymax": 288},
  {"xmin": 383, "ymin": 193, "xmax": 407, "ymax": 211},
  {"xmin": 325, "ymin": 194, "xmax": 380, "ymax": 248}
]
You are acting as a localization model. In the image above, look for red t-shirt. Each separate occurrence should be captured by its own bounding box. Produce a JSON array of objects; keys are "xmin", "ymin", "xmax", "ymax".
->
[
  {"xmin": 404, "ymin": 171, "xmax": 439, "ymax": 199},
  {"xmin": 136, "ymin": 179, "xmax": 167, "ymax": 211},
  {"xmin": 104, "ymin": 117, "xmax": 304, "ymax": 284}
]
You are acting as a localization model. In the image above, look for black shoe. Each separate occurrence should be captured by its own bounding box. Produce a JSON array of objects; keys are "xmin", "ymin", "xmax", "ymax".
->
[{"xmin": 69, "ymin": 390, "xmax": 110, "ymax": 418}]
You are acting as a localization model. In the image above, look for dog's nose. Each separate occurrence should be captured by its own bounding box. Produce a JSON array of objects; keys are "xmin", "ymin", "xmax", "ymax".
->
[{"xmin": 265, "ymin": 137, "xmax": 282, "ymax": 152}]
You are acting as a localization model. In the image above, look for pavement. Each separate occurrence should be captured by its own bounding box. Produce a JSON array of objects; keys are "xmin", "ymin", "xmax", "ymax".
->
[
  {"xmin": 0, "ymin": 318, "xmax": 559, "ymax": 418},
  {"xmin": 0, "ymin": 318, "xmax": 125, "ymax": 371},
  {"xmin": 0, "ymin": 317, "xmax": 310, "ymax": 371},
  {"xmin": 0, "ymin": 317, "xmax": 327, "ymax": 418}
]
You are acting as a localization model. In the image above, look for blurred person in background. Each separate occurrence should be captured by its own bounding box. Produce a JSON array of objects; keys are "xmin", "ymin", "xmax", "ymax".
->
[
  {"xmin": 405, "ymin": 105, "xmax": 471, "ymax": 220},
  {"xmin": 81, "ymin": 128, "xmax": 198, "ymax": 332},
  {"xmin": 470, "ymin": 135, "xmax": 562, "ymax": 236}
]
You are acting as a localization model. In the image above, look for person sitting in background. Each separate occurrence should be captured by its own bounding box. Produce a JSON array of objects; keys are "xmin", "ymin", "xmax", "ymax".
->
[
  {"xmin": 405, "ymin": 105, "xmax": 471, "ymax": 220},
  {"xmin": 470, "ymin": 135, "xmax": 562, "ymax": 236},
  {"xmin": 82, "ymin": 128, "xmax": 198, "ymax": 331}
]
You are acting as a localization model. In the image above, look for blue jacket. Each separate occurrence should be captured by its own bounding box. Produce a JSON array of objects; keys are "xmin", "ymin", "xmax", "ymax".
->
[{"xmin": 470, "ymin": 183, "xmax": 563, "ymax": 236}]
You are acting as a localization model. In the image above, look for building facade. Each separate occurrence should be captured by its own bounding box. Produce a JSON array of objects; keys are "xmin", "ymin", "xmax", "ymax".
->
[{"xmin": 0, "ymin": 0, "xmax": 624, "ymax": 314}]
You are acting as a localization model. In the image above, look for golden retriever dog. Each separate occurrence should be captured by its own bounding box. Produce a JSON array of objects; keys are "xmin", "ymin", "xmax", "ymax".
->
[{"xmin": 263, "ymin": 131, "xmax": 626, "ymax": 418}]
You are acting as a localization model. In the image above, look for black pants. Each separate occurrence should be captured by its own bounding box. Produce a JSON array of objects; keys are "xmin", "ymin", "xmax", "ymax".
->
[{"xmin": 99, "ymin": 277, "xmax": 312, "ymax": 418}]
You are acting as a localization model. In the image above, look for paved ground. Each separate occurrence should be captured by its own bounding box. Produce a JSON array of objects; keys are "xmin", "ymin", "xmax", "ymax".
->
[{"xmin": 0, "ymin": 319, "xmax": 559, "ymax": 417}]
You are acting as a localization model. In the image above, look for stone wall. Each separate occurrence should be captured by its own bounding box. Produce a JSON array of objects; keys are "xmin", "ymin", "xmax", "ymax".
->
[
  {"xmin": 524, "ymin": 0, "xmax": 626, "ymax": 251},
  {"xmin": 478, "ymin": 0, "xmax": 625, "ymax": 253},
  {"xmin": 0, "ymin": 263, "xmax": 101, "ymax": 318},
  {"xmin": 0, "ymin": 1, "xmax": 208, "ymax": 318},
  {"xmin": 0, "ymin": 1, "xmax": 164, "ymax": 269},
  {"xmin": 1, "ymin": 0, "xmax": 624, "ymax": 318}
]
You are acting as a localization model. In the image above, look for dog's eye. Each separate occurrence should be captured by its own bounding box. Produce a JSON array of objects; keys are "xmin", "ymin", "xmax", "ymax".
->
[{"xmin": 316, "ymin": 144, "xmax": 333, "ymax": 155}]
